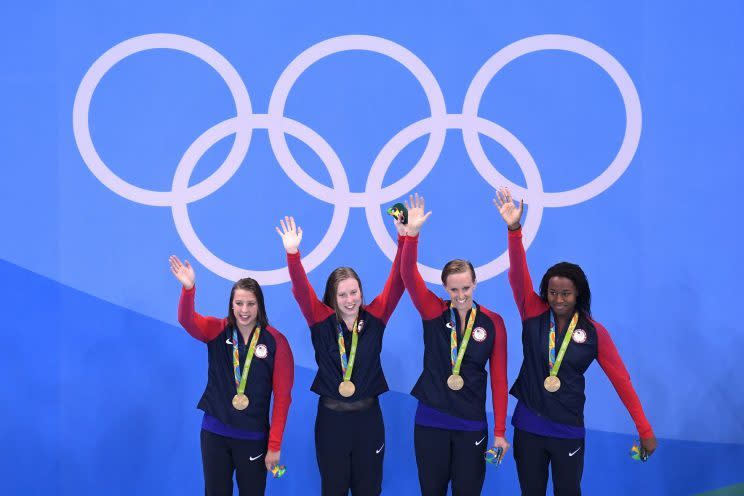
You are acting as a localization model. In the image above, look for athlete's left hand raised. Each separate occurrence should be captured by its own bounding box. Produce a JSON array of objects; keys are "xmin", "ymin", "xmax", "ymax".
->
[
  {"xmin": 405, "ymin": 192, "xmax": 432, "ymax": 237},
  {"xmin": 493, "ymin": 187, "xmax": 523, "ymax": 229}
]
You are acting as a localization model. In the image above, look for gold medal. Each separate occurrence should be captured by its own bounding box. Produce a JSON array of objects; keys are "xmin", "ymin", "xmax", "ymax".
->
[
  {"xmin": 544, "ymin": 376, "xmax": 561, "ymax": 393},
  {"xmin": 232, "ymin": 393, "xmax": 249, "ymax": 410},
  {"xmin": 338, "ymin": 380, "xmax": 356, "ymax": 397},
  {"xmin": 447, "ymin": 374, "xmax": 465, "ymax": 391}
]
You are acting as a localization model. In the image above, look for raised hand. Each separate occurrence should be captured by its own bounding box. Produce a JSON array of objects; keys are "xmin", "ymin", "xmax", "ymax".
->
[
  {"xmin": 276, "ymin": 216, "xmax": 303, "ymax": 254},
  {"xmin": 169, "ymin": 255, "xmax": 195, "ymax": 290},
  {"xmin": 493, "ymin": 187, "xmax": 523, "ymax": 229},
  {"xmin": 405, "ymin": 192, "xmax": 432, "ymax": 237}
]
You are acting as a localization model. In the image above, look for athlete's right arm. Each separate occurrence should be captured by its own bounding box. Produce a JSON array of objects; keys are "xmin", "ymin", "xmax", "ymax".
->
[
  {"xmin": 400, "ymin": 194, "xmax": 445, "ymax": 320},
  {"xmin": 277, "ymin": 216, "xmax": 334, "ymax": 326},
  {"xmin": 494, "ymin": 188, "xmax": 547, "ymax": 320},
  {"xmin": 170, "ymin": 255, "xmax": 225, "ymax": 342}
]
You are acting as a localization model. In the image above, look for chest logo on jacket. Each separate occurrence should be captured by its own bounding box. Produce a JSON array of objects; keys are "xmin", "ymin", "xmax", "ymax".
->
[
  {"xmin": 472, "ymin": 327, "xmax": 487, "ymax": 342},
  {"xmin": 255, "ymin": 344, "xmax": 268, "ymax": 359},
  {"xmin": 572, "ymin": 329, "xmax": 587, "ymax": 344}
]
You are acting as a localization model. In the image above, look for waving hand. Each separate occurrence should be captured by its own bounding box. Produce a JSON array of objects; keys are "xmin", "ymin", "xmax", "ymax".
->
[
  {"xmin": 493, "ymin": 187, "xmax": 523, "ymax": 229},
  {"xmin": 276, "ymin": 216, "xmax": 303, "ymax": 254}
]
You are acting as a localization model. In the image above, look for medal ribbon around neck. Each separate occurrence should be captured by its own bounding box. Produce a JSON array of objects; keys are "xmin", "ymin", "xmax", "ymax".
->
[
  {"xmin": 232, "ymin": 326, "xmax": 261, "ymax": 396},
  {"xmin": 337, "ymin": 318, "xmax": 359, "ymax": 382},
  {"xmin": 449, "ymin": 303, "xmax": 477, "ymax": 375},
  {"xmin": 547, "ymin": 312, "xmax": 579, "ymax": 377}
]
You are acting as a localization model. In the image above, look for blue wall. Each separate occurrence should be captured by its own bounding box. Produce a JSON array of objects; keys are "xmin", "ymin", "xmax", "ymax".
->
[{"xmin": 2, "ymin": 1, "xmax": 743, "ymax": 494}]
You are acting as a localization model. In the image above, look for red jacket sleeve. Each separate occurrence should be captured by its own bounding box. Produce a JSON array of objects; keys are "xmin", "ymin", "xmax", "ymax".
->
[
  {"xmin": 365, "ymin": 235, "xmax": 406, "ymax": 324},
  {"xmin": 287, "ymin": 252, "xmax": 335, "ymax": 326},
  {"xmin": 482, "ymin": 308, "xmax": 508, "ymax": 438},
  {"xmin": 507, "ymin": 228, "xmax": 549, "ymax": 320},
  {"xmin": 177, "ymin": 286, "xmax": 227, "ymax": 343},
  {"xmin": 268, "ymin": 327, "xmax": 294, "ymax": 452},
  {"xmin": 400, "ymin": 235, "xmax": 447, "ymax": 320},
  {"xmin": 595, "ymin": 321, "xmax": 654, "ymax": 439}
]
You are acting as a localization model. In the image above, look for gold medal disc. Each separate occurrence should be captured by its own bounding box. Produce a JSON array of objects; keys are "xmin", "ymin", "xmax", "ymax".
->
[
  {"xmin": 338, "ymin": 380, "xmax": 356, "ymax": 397},
  {"xmin": 447, "ymin": 374, "xmax": 465, "ymax": 391},
  {"xmin": 232, "ymin": 393, "xmax": 249, "ymax": 410},
  {"xmin": 544, "ymin": 376, "xmax": 561, "ymax": 393}
]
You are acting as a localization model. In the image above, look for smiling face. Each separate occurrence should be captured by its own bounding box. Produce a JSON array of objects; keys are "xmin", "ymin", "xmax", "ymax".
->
[
  {"xmin": 322, "ymin": 267, "xmax": 365, "ymax": 325},
  {"xmin": 335, "ymin": 277, "xmax": 362, "ymax": 322},
  {"xmin": 546, "ymin": 276, "xmax": 577, "ymax": 320},
  {"xmin": 232, "ymin": 288, "xmax": 258, "ymax": 330},
  {"xmin": 444, "ymin": 271, "xmax": 476, "ymax": 313}
]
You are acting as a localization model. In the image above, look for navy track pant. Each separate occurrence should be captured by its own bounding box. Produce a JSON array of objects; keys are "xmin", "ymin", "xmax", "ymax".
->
[
  {"xmin": 200, "ymin": 429, "xmax": 268, "ymax": 496},
  {"xmin": 314, "ymin": 399, "xmax": 385, "ymax": 496},
  {"xmin": 513, "ymin": 428, "xmax": 585, "ymax": 496},
  {"xmin": 413, "ymin": 424, "xmax": 488, "ymax": 496}
]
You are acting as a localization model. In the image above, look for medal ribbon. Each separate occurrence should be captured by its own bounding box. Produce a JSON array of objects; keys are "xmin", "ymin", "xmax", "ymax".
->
[
  {"xmin": 449, "ymin": 304, "xmax": 477, "ymax": 374},
  {"xmin": 337, "ymin": 318, "xmax": 359, "ymax": 381},
  {"xmin": 547, "ymin": 312, "xmax": 578, "ymax": 377},
  {"xmin": 232, "ymin": 326, "xmax": 261, "ymax": 395}
]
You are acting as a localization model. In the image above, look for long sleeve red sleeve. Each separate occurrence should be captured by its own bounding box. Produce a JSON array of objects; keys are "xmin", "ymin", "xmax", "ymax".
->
[
  {"xmin": 268, "ymin": 329, "xmax": 294, "ymax": 451},
  {"xmin": 400, "ymin": 235, "xmax": 447, "ymax": 319},
  {"xmin": 365, "ymin": 235, "xmax": 406, "ymax": 324},
  {"xmin": 286, "ymin": 252, "xmax": 335, "ymax": 326},
  {"xmin": 507, "ymin": 228, "xmax": 549, "ymax": 320},
  {"xmin": 595, "ymin": 321, "xmax": 654, "ymax": 439},
  {"xmin": 482, "ymin": 308, "xmax": 508, "ymax": 438},
  {"xmin": 177, "ymin": 286, "xmax": 227, "ymax": 343}
]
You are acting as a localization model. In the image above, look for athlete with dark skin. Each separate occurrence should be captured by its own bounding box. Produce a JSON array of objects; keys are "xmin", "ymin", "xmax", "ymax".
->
[
  {"xmin": 494, "ymin": 186, "xmax": 657, "ymax": 495},
  {"xmin": 494, "ymin": 186, "xmax": 656, "ymax": 456}
]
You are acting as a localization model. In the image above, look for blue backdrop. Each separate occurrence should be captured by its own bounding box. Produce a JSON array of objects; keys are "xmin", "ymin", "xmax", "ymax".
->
[{"xmin": 2, "ymin": 1, "xmax": 743, "ymax": 494}]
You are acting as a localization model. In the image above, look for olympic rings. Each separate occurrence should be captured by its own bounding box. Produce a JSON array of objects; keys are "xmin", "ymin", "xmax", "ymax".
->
[{"xmin": 72, "ymin": 34, "xmax": 641, "ymax": 284}]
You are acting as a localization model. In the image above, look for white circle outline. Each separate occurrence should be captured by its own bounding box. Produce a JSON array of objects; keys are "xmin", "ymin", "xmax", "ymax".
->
[
  {"xmin": 72, "ymin": 33, "xmax": 642, "ymax": 285},
  {"xmin": 170, "ymin": 115, "xmax": 350, "ymax": 283},
  {"xmin": 462, "ymin": 34, "xmax": 641, "ymax": 208},
  {"xmin": 267, "ymin": 35, "xmax": 448, "ymax": 207},
  {"xmin": 365, "ymin": 114, "xmax": 544, "ymax": 282},
  {"xmin": 72, "ymin": 33, "xmax": 253, "ymax": 207}
]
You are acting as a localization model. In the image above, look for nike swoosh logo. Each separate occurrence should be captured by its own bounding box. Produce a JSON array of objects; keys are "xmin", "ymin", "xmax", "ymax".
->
[
  {"xmin": 569, "ymin": 447, "xmax": 581, "ymax": 457},
  {"xmin": 475, "ymin": 437, "xmax": 486, "ymax": 446},
  {"xmin": 376, "ymin": 443, "xmax": 384, "ymax": 454},
  {"xmin": 249, "ymin": 453, "xmax": 264, "ymax": 461},
  {"xmin": 225, "ymin": 339, "xmax": 233, "ymax": 345}
]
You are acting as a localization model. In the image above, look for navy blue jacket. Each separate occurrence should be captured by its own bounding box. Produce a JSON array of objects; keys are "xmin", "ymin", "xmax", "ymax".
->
[
  {"xmin": 401, "ymin": 235, "xmax": 508, "ymax": 437},
  {"xmin": 178, "ymin": 286, "xmax": 294, "ymax": 451},
  {"xmin": 507, "ymin": 228, "xmax": 653, "ymax": 437},
  {"xmin": 287, "ymin": 237, "xmax": 405, "ymax": 401}
]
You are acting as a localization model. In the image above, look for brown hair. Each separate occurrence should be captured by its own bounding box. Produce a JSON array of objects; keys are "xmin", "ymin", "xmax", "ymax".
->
[
  {"xmin": 226, "ymin": 278, "xmax": 269, "ymax": 329},
  {"xmin": 322, "ymin": 267, "xmax": 364, "ymax": 321},
  {"xmin": 441, "ymin": 259, "xmax": 476, "ymax": 286}
]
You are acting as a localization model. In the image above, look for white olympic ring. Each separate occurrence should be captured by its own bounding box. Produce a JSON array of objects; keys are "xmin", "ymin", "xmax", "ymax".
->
[{"xmin": 72, "ymin": 33, "xmax": 641, "ymax": 285}]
